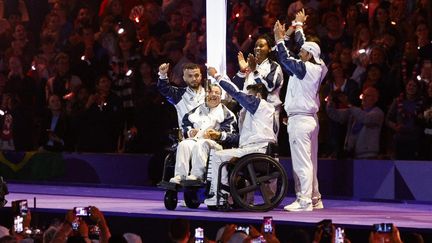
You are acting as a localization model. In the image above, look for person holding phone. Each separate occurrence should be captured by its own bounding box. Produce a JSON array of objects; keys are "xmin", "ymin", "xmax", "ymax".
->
[
  {"xmin": 274, "ymin": 9, "xmax": 327, "ymax": 212},
  {"xmin": 369, "ymin": 223, "xmax": 402, "ymax": 243}
]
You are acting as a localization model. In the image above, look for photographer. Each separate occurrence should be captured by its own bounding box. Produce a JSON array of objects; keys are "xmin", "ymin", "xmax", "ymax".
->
[
  {"xmin": 326, "ymin": 87, "xmax": 384, "ymax": 159},
  {"xmin": 52, "ymin": 206, "xmax": 111, "ymax": 243},
  {"xmin": 321, "ymin": 61, "xmax": 360, "ymax": 158}
]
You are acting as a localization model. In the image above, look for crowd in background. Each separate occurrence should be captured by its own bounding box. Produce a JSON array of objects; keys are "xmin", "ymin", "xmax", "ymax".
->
[{"xmin": 0, "ymin": 0, "xmax": 431, "ymax": 161}]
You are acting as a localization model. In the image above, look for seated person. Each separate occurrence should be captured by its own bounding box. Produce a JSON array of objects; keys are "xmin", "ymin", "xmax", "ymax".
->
[
  {"xmin": 205, "ymin": 67, "xmax": 277, "ymax": 206},
  {"xmin": 169, "ymin": 84, "xmax": 238, "ymax": 183},
  {"xmin": 326, "ymin": 87, "xmax": 384, "ymax": 159}
]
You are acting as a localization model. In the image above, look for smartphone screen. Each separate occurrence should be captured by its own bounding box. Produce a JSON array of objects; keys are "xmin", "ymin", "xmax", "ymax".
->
[
  {"xmin": 334, "ymin": 227, "xmax": 345, "ymax": 243},
  {"xmin": 19, "ymin": 200, "xmax": 28, "ymax": 216},
  {"xmin": 72, "ymin": 218, "xmax": 80, "ymax": 231},
  {"xmin": 195, "ymin": 227, "xmax": 204, "ymax": 243},
  {"xmin": 236, "ymin": 226, "xmax": 250, "ymax": 235},
  {"xmin": 74, "ymin": 207, "xmax": 89, "ymax": 217},
  {"xmin": 374, "ymin": 223, "xmax": 393, "ymax": 233},
  {"xmin": 14, "ymin": 216, "xmax": 23, "ymax": 233},
  {"xmin": 263, "ymin": 216, "xmax": 273, "ymax": 233}
]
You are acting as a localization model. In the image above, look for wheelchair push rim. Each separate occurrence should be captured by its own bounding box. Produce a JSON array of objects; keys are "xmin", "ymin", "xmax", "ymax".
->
[{"xmin": 229, "ymin": 153, "xmax": 288, "ymax": 212}]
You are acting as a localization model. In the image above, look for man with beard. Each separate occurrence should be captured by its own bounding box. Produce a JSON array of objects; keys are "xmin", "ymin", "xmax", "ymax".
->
[{"xmin": 158, "ymin": 63, "xmax": 206, "ymax": 131}]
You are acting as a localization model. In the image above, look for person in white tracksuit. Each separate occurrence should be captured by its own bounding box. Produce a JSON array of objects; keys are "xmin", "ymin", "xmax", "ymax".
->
[
  {"xmin": 157, "ymin": 63, "xmax": 206, "ymax": 132},
  {"xmin": 274, "ymin": 9, "xmax": 328, "ymax": 211},
  {"xmin": 232, "ymin": 35, "xmax": 284, "ymax": 134},
  {"xmin": 205, "ymin": 67, "xmax": 277, "ymax": 206}
]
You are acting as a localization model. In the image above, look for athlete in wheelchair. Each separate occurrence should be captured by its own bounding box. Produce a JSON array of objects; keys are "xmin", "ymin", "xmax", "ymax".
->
[
  {"xmin": 158, "ymin": 84, "xmax": 239, "ymax": 209},
  {"xmin": 159, "ymin": 70, "xmax": 288, "ymax": 212}
]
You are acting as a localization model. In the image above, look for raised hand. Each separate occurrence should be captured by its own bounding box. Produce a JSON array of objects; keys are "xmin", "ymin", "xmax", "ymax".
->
[
  {"xmin": 247, "ymin": 53, "xmax": 257, "ymax": 72},
  {"xmin": 295, "ymin": 8, "xmax": 308, "ymax": 23},
  {"xmin": 237, "ymin": 51, "xmax": 248, "ymax": 72},
  {"xmin": 158, "ymin": 63, "xmax": 169, "ymax": 75},
  {"xmin": 273, "ymin": 20, "xmax": 286, "ymax": 42},
  {"xmin": 207, "ymin": 67, "xmax": 218, "ymax": 78}
]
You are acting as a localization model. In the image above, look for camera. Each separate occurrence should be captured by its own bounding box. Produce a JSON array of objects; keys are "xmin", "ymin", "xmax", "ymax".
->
[
  {"xmin": 263, "ymin": 216, "xmax": 273, "ymax": 233},
  {"xmin": 235, "ymin": 226, "xmax": 250, "ymax": 235},
  {"xmin": 373, "ymin": 223, "xmax": 393, "ymax": 233},
  {"xmin": 12, "ymin": 200, "xmax": 28, "ymax": 216},
  {"xmin": 74, "ymin": 206, "xmax": 91, "ymax": 217}
]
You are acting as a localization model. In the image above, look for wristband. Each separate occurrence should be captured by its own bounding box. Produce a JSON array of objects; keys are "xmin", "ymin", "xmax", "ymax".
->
[{"xmin": 291, "ymin": 21, "xmax": 303, "ymax": 27}]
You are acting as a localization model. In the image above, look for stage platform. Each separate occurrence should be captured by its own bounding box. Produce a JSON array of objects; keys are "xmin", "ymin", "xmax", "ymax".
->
[{"xmin": 1, "ymin": 183, "xmax": 432, "ymax": 242}]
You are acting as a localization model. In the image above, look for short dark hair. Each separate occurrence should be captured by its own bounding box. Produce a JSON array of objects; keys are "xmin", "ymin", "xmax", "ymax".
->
[
  {"xmin": 182, "ymin": 63, "xmax": 201, "ymax": 71},
  {"xmin": 169, "ymin": 218, "xmax": 190, "ymax": 241},
  {"xmin": 246, "ymin": 83, "xmax": 268, "ymax": 100}
]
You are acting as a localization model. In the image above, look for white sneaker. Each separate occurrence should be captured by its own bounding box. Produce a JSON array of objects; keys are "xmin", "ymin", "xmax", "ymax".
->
[
  {"xmin": 284, "ymin": 199, "xmax": 313, "ymax": 212},
  {"xmin": 312, "ymin": 198, "xmax": 324, "ymax": 209},
  {"xmin": 186, "ymin": 175, "xmax": 202, "ymax": 181},
  {"xmin": 204, "ymin": 195, "xmax": 220, "ymax": 206},
  {"xmin": 204, "ymin": 190, "xmax": 229, "ymax": 206},
  {"xmin": 169, "ymin": 175, "xmax": 182, "ymax": 184}
]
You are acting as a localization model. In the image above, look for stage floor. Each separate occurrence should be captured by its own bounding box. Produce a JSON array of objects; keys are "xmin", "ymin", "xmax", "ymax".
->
[{"xmin": 5, "ymin": 183, "xmax": 432, "ymax": 230}]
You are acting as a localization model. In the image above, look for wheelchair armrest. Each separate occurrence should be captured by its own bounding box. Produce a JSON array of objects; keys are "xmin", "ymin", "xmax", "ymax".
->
[{"xmin": 265, "ymin": 142, "xmax": 279, "ymax": 158}]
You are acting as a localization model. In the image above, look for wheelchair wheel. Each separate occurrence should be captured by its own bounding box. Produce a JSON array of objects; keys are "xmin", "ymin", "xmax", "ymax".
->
[
  {"xmin": 229, "ymin": 153, "xmax": 288, "ymax": 212},
  {"xmin": 184, "ymin": 188, "xmax": 200, "ymax": 209},
  {"xmin": 164, "ymin": 190, "xmax": 178, "ymax": 210}
]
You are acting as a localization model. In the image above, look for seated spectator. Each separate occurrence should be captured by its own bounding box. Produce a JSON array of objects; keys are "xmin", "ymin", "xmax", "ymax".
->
[
  {"xmin": 169, "ymin": 84, "xmax": 238, "ymax": 184},
  {"xmin": 206, "ymin": 68, "xmax": 276, "ymax": 206},
  {"xmin": 326, "ymin": 87, "xmax": 384, "ymax": 159}
]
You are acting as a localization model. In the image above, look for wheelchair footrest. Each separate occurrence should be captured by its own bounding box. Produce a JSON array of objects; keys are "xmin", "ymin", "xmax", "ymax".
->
[
  {"xmin": 157, "ymin": 181, "xmax": 179, "ymax": 191},
  {"xmin": 181, "ymin": 180, "xmax": 206, "ymax": 187}
]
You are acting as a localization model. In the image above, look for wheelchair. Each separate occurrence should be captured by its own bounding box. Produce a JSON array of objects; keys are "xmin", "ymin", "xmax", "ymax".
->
[{"xmin": 158, "ymin": 142, "xmax": 288, "ymax": 212}]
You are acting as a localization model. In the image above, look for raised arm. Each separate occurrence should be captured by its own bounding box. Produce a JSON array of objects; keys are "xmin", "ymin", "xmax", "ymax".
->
[
  {"xmin": 208, "ymin": 67, "xmax": 261, "ymax": 115},
  {"xmin": 273, "ymin": 20, "xmax": 307, "ymax": 79},
  {"xmin": 157, "ymin": 63, "xmax": 184, "ymax": 105}
]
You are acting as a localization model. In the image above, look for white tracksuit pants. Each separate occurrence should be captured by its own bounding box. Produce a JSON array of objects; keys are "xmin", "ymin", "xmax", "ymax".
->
[
  {"xmin": 174, "ymin": 139, "xmax": 217, "ymax": 178},
  {"xmin": 208, "ymin": 144, "xmax": 267, "ymax": 195},
  {"xmin": 287, "ymin": 115, "xmax": 321, "ymax": 203}
]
